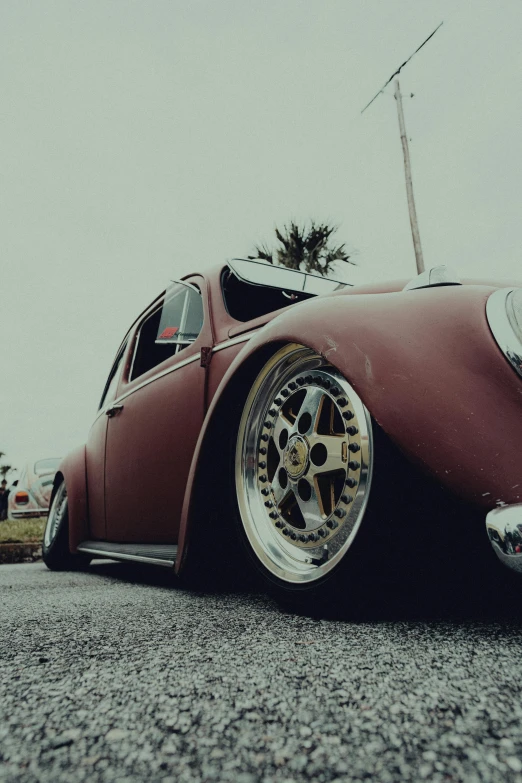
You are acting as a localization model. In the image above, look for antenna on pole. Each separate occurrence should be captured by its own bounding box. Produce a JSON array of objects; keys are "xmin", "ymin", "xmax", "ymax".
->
[{"xmin": 361, "ymin": 22, "xmax": 443, "ymax": 274}]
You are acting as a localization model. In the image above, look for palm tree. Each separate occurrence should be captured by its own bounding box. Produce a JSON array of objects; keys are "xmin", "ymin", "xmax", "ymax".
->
[
  {"xmin": 250, "ymin": 221, "xmax": 354, "ymax": 277},
  {"xmin": 0, "ymin": 465, "xmax": 13, "ymax": 480}
]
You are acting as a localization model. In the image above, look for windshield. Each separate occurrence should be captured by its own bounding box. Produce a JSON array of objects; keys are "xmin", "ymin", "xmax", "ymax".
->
[
  {"xmin": 228, "ymin": 258, "xmax": 349, "ymax": 295},
  {"xmin": 34, "ymin": 458, "xmax": 61, "ymax": 476}
]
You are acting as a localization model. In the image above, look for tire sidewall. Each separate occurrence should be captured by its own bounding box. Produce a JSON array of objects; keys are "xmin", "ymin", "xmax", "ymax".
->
[{"xmin": 42, "ymin": 482, "xmax": 78, "ymax": 570}]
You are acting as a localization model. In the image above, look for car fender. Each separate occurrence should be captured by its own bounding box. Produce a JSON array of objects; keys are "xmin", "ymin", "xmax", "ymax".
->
[
  {"xmin": 176, "ymin": 284, "xmax": 522, "ymax": 573},
  {"xmin": 54, "ymin": 444, "xmax": 89, "ymax": 553}
]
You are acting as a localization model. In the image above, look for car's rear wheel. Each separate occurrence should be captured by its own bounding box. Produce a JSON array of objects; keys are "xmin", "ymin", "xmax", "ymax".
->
[
  {"xmin": 42, "ymin": 482, "xmax": 90, "ymax": 571},
  {"xmin": 235, "ymin": 345, "xmax": 380, "ymax": 605}
]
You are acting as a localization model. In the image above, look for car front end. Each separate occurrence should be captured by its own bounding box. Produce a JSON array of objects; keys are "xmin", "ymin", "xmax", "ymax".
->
[{"xmin": 484, "ymin": 287, "xmax": 522, "ymax": 573}]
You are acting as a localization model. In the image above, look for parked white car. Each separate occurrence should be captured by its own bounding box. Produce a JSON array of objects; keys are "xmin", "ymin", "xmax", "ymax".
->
[{"xmin": 8, "ymin": 458, "xmax": 61, "ymax": 519}]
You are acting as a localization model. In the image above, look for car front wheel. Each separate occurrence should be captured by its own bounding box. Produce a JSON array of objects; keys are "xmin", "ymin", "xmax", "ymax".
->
[{"xmin": 235, "ymin": 345, "xmax": 379, "ymax": 605}]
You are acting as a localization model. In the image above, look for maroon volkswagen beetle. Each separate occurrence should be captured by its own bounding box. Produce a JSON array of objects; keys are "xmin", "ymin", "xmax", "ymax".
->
[{"xmin": 43, "ymin": 259, "xmax": 522, "ymax": 602}]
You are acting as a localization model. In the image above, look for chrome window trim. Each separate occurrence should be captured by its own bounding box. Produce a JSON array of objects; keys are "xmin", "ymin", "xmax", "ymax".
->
[
  {"xmin": 486, "ymin": 288, "xmax": 522, "ymax": 379},
  {"xmin": 94, "ymin": 351, "xmax": 201, "ymax": 424},
  {"xmin": 129, "ymin": 283, "xmax": 203, "ymax": 381},
  {"xmin": 99, "ymin": 339, "xmax": 129, "ymax": 411},
  {"xmin": 212, "ymin": 332, "xmax": 259, "ymax": 353},
  {"xmin": 94, "ymin": 331, "xmax": 259, "ymax": 424}
]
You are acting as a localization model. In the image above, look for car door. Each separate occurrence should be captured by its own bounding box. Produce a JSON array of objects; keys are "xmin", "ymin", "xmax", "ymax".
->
[
  {"xmin": 104, "ymin": 279, "xmax": 209, "ymax": 544},
  {"xmin": 85, "ymin": 338, "xmax": 129, "ymax": 539}
]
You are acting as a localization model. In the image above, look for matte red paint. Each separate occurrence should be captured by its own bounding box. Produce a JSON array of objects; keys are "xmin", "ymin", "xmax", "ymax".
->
[
  {"xmin": 176, "ymin": 282, "xmax": 522, "ymax": 572},
  {"xmin": 59, "ymin": 264, "xmax": 522, "ymax": 569}
]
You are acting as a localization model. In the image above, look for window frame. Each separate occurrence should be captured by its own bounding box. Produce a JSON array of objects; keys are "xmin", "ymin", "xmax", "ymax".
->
[
  {"xmin": 98, "ymin": 339, "xmax": 129, "ymax": 411},
  {"xmin": 127, "ymin": 280, "xmax": 204, "ymax": 383}
]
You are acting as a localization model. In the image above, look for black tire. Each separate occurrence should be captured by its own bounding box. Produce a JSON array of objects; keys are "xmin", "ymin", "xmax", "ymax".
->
[
  {"xmin": 232, "ymin": 345, "xmax": 494, "ymax": 615},
  {"xmin": 42, "ymin": 482, "xmax": 91, "ymax": 571}
]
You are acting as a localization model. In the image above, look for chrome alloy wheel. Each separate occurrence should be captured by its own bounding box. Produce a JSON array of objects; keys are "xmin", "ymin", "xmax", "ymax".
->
[
  {"xmin": 236, "ymin": 345, "xmax": 373, "ymax": 584},
  {"xmin": 44, "ymin": 483, "xmax": 67, "ymax": 549}
]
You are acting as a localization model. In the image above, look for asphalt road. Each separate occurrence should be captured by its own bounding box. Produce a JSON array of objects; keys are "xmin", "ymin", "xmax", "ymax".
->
[{"xmin": 2, "ymin": 562, "xmax": 522, "ymax": 783}]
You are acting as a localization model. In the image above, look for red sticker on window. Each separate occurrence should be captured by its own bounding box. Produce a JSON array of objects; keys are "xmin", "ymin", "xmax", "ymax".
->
[{"xmin": 159, "ymin": 326, "xmax": 179, "ymax": 340}]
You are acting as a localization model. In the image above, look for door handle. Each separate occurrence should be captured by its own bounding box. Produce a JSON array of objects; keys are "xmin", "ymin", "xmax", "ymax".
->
[{"xmin": 106, "ymin": 404, "xmax": 124, "ymax": 418}]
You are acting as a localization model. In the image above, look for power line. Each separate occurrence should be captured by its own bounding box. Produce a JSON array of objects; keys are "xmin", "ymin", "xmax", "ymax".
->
[{"xmin": 361, "ymin": 21, "xmax": 443, "ymax": 114}]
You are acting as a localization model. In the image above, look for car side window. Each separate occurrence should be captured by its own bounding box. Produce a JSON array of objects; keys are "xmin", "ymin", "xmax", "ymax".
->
[
  {"xmin": 130, "ymin": 283, "xmax": 204, "ymax": 381},
  {"xmin": 99, "ymin": 342, "xmax": 128, "ymax": 410}
]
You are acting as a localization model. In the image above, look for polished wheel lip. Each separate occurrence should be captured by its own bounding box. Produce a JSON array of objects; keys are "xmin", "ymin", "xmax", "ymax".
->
[
  {"xmin": 486, "ymin": 504, "xmax": 522, "ymax": 574},
  {"xmin": 236, "ymin": 344, "xmax": 373, "ymax": 585},
  {"xmin": 43, "ymin": 483, "xmax": 66, "ymax": 549},
  {"xmin": 486, "ymin": 288, "xmax": 522, "ymax": 380}
]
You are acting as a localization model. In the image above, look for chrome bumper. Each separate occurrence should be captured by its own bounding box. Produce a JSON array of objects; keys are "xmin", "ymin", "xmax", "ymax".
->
[
  {"xmin": 10, "ymin": 508, "xmax": 48, "ymax": 520},
  {"xmin": 486, "ymin": 504, "xmax": 522, "ymax": 574}
]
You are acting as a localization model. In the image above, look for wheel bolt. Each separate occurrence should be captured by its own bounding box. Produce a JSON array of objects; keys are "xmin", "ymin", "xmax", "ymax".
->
[
  {"xmin": 288, "ymin": 381, "xmax": 297, "ymax": 390},
  {"xmin": 334, "ymin": 508, "xmax": 346, "ymax": 518},
  {"xmin": 345, "ymin": 477, "xmax": 357, "ymax": 488},
  {"xmin": 349, "ymin": 443, "xmax": 360, "ymax": 453},
  {"xmin": 274, "ymin": 397, "xmax": 282, "ymax": 405},
  {"xmin": 343, "ymin": 410, "xmax": 354, "ymax": 420},
  {"xmin": 337, "ymin": 397, "xmax": 347, "ymax": 407},
  {"xmin": 261, "ymin": 434, "xmax": 269, "ymax": 442},
  {"xmin": 290, "ymin": 532, "xmax": 297, "ymax": 540},
  {"xmin": 318, "ymin": 528, "xmax": 327, "ymax": 538},
  {"xmin": 308, "ymin": 533, "xmax": 318, "ymax": 542},
  {"xmin": 261, "ymin": 488, "xmax": 269, "ymax": 496},
  {"xmin": 275, "ymin": 520, "xmax": 283, "ymax": 528},
  {"xmin": 259, "ymin": 461, "xmax": 266, "ymax": 469},
  {"xmin": 299, "ymin": 534, "xmax": 307, "ymax": 542},
  {"xmin": 282, "ymin": 527, "xmax": 290, "ymax": 536},
  {"xmin": 269, "ymin": 511, "xmax": 278, "ymax": 519},
  {"xmin": 348, "ymin": 460, "xmax": 360, "ymax": 470},
  {"xmin": 327, "ymin": 519, "xmax": 339, "ymax": 529},
  {"xmin": 264, "ymin": 421, "xmax": 272, "ymax": 429},
  {"xmin": 341, "ymin": 494, "xmax": 353, "ymax": 504},
  {"xmin": 346, "ymin": 425, "xmax": 358, "ymax": 436},
  {"xmin": 264, "ymin": 500, "xmax": 273, "ymax": 508},
  {"xmin": 296, "ymin": 377, "xmax": 305, "ymax": 385},
  {"xmin": 281, "ymin": 389, "xmax": 289, "ymax": 398},
  {"xmin": 322, "ymin": 379, "xmax": 331, "ymax": 389},
  {"xmin": 268, "ymin": 408, "xmax": 277, "ymax": 417},
  {"xmin": 259, "ymin": 447, "xmax": 267, "ymax": 455},
  {"xmin": 330, "ymin": 386, "xmax": 340, "ymax": 397},
  {"xmin": 259, "ymin": 475, "xmax": 267, "ymax": 482},
  {"xmin": 305, "ymin": 374, "xmax": 313, "ymax": 383}
]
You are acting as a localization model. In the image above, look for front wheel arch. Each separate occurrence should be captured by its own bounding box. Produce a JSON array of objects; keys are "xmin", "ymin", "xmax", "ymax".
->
[{"xmin": 177, "ymin": 341, "xmax": 289, "ymax": 583}]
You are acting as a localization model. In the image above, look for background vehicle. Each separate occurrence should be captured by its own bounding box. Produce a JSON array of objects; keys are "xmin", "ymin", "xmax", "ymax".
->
[
  {"xmin": 42, "ymin": 260, "xmax": 522, "ymax": 605},
  {"xmin": 9, "ymin": 458, "xmax": 61, "ymax": 519}
]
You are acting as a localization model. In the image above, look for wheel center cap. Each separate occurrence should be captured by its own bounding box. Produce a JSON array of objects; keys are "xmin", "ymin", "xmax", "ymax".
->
[{"xmin": 283, "ymin": 435, "xmax": 309, "ymax": 479}]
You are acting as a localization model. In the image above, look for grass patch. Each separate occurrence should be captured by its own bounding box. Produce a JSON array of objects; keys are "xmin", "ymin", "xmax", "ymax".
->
[{"xmin": 0, "ymin": 518, "xmax": 46, "ymax": 544}]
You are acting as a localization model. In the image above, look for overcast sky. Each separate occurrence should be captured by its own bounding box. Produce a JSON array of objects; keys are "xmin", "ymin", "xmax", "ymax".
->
[{"xmin": 1, "ymin": 0, "xmax": 521, "ymax": 475}]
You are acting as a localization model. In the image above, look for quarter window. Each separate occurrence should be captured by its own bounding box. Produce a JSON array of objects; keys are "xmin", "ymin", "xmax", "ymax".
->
[{"xmin": 130, "ymin": 283, "xmax": 203, "ymax": 381}]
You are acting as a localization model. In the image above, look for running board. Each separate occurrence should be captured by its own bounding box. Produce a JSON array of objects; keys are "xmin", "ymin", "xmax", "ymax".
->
[{"xmin": 77, "ymin": 541, "xmax": 178, "ymax": 568}]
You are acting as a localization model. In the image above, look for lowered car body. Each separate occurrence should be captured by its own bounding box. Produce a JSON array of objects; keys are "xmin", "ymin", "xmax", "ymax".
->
[{"xmin": 42, "ymin": 259, "xmax": 522, "ymax": 602}]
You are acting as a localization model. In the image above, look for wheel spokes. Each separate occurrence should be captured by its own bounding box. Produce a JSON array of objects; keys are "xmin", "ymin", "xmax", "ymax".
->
[
  {"xmin": 307, "ymin": 434, "xmax": 346, "ymax": 477},
  {"xmin": 294, "ymin": 387, "xmax": 325, "ymax": 436},
  {"xmin": 272, "ymin": 412, "xmax": 291, "ymax": 457},
  {"xmin": 272, "ymin": 466, "xmax": 292, "ymax": 507},
  {"xmin": 294, "ymin": 482, "xmax": 324, "ymax": 530}
]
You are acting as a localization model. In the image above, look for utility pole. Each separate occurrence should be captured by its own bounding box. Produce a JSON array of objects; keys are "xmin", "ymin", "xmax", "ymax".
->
[
  {"xmin": 361, "ymin": 22, "xmax": 443, "ymax": 274},
  {"xmin": 394, "ymin": 79, "xmax": 424, "ymax": 273}
]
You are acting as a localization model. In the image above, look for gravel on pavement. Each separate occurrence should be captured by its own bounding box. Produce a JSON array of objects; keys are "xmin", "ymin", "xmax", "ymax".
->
[{"xmin": 2, "ymin": 561, "xmax": 522, "ymax": 783}]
